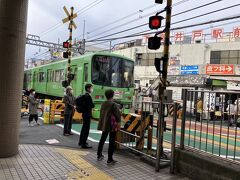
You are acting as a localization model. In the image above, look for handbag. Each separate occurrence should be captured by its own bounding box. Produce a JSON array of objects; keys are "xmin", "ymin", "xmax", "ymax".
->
[{"xmin": 110, "ymin": 104, "xmax": 120, "ymax": 131}]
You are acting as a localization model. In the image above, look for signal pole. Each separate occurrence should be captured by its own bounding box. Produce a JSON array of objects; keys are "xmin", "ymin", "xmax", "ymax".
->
[
  {"xmin": 62, "ymin": 6, "xmax": 77, "ymax": 86},
  {"xmin": 147, "ymin": 0, "xmax": 172, "ymax": 171},
  {"xmin": 67, "ymin": 7, "xmax": 74, "ymax": 85},
  {"xmin": 159, "ymin": 0, "xmax": 172, "ymax": 99}
]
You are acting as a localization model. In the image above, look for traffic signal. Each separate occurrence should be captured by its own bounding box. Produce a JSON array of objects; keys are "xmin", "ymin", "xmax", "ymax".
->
[
  {"xmin": 155, "ymin": 0, "xmax": 163, "ymax": 4},
  {"xmin": 148, "ymin": 36, "xmax": 162, "ymax": 50},
  {"xmin": 63, "ymin": 51, "xmax": 71, "ymax": 58},
  {"xmin": 155, "ymin": 58, "xmax": 162, "ymax": 73},
  {"xmin": 63, "ymin": 41, "xmax": 69, "ymax": 48},
  {"xmin": 154, "ymin": 57, "xmax": 168, "ymax": 73},
  {"xmin": 149, "ymin": 16, "xmax": 163, "ymax": 29}
]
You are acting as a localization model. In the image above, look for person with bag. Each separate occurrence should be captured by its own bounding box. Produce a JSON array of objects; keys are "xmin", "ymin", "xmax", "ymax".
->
[
  {"xmin": 97, "ymin": 89, "xmax": 121, "ymax": 164},
  {"xmin": 78, "ymin": 84, "xmax": 95, "ymax": 148},
  {"xmin": 63, "ymin": 86, "xmax": 75, "ymax": 136}
]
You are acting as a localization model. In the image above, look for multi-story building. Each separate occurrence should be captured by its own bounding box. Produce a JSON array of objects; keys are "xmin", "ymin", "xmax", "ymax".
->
[{"xmin": 113, "ymin": 34, "xmax": 240, "ymax": 100}]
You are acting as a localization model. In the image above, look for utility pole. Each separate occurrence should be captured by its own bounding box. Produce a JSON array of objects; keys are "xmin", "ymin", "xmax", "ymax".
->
[{"xmin": 83, "ymin": 20, "xmax": 86, "ymax": 40}]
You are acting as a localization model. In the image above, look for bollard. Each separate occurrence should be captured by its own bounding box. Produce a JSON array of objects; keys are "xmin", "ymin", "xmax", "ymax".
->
[{"xmin": 43, "ymin": 99, "xmax": 51, "ymax": 124}]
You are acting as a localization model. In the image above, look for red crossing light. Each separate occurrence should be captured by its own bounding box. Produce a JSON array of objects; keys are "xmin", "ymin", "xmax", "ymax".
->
[
  {"xmin": 63, "ymin": 41, "xmax": 69, "ymax": 48},
  {"xmin": 149, "ymin": 16, "xmax": 163, "ymax": 29}
]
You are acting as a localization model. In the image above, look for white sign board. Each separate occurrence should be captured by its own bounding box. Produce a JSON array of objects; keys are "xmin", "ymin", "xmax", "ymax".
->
[
  {"xmin": 227, "ymin": 81, "xmax": 240, "ymax": 91},
  {"xmin": 204, "ymin": 92, "xmax": 216, "ymax": 111}
]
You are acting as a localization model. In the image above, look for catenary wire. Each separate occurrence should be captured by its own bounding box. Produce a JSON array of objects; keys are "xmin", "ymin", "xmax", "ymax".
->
[{"xmin": 88, "ymin": 0, "xmax": 223, "ymax": 41}]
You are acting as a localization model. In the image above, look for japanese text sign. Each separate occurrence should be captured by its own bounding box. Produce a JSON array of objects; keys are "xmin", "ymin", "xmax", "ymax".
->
[{"xmin": 206, "ymin": 64, "xmax": 234, "ymax": 75}]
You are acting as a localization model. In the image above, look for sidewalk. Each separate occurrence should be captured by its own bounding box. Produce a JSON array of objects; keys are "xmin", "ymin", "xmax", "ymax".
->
[{"xmin": 0, "ymin": 118, "xmax": 189, "ymax": 180}]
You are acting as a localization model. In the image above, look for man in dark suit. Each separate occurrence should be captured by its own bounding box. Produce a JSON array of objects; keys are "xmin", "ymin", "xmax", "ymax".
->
[{"xmin": 79, "ymin": 84, "xmax": 95, "ymax": 148}]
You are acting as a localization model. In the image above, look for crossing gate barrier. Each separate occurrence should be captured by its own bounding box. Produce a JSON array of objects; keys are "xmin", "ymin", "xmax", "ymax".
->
[
  {"xmin": 50, "ymin": 100, "xmax": 83, "ymax": 124},
  {"xmin": 50, "ymin": 100, "xmax": 65, "ymax": 123},
  {"xmin": 117, "ymin": 113, "xmax": 153, "ymax": 150},
  {"xmin": 168, "ymin": 103, "xmax": 183, "ymax": 118}
]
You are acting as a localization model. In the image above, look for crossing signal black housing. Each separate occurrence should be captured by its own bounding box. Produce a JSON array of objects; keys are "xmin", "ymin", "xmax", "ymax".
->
[
  {"xmin": 149, "ymin": 16, "xmax": 163, "ymax": 29},
  {"xmin": 63, "ymin": 51, "xmax": 71, "ymax": 59},
  {"xmin": 155, "ymin": 58, "xmax": 162, "ymax": 73},
  {"xmin": 63, "ymin": 41, "xmax": 69, "ymax": 48},
  {"xmin": 148, "ymin": 36, "xmax": 161, "ymax": 50},
  {"xmin": 155, "ymin": 0, "xmax": 163, "ymax": 4}
]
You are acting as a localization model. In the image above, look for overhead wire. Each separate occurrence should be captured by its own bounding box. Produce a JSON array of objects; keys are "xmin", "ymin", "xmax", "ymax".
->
[
  {"xmin": 87, "ymin": 0, "xmax": 191, "ymax": 39},
  {"xmin": 87, "ymin": 4, "xmax": 158, "ymax": 34},
  {"xmin": 88, "ymin": 0, "xmax": 222, "ymax": 41},
  {"xmin": 88, "ymin": 2, "xmax": 240, "ymax": 42},
  {"xmin": 39, "ymin": 0, "xmax": 105, "ymax": 37},
  {"xmin": 86, "ymin": 14, "xmax": 240, "ymax": 42},
  {"xmin": 105, "ymin": 19, "xmax": 240, "ymax": 51}
]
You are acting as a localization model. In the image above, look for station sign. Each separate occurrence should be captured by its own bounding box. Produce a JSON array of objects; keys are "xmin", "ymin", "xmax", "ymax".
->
[
  {"xmin": 206, "ymin": 64, "xmax": 234, "ymax": 75},
  {"xmin": 180, "ymin": 65, "xmax": 199, "ymax": 75}
]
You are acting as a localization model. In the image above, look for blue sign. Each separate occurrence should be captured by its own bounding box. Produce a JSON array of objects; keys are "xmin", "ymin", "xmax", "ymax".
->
[{"xmin": 180, "ymin": 65, "xmax": 199, "ymax": 75}]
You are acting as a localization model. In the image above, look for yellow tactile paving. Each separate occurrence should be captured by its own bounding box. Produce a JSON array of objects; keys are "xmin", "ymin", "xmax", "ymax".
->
[{"xmin": 55, "ymin": 148, "xmax": 113, "ymax": 180}]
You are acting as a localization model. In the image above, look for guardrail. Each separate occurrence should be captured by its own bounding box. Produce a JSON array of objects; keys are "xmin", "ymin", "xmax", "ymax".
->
[{"xmin": 180, "ymin": 89, "xmax": 240, "ymax": 163}]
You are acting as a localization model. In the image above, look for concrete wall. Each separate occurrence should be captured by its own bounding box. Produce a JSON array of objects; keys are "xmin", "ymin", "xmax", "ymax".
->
[{"xmin": 175, "ymin": 149, "xmax": 240, "ymax": 180}]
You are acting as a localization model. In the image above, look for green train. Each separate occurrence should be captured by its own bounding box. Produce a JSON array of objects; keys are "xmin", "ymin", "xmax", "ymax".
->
[{"xmin": 24, "ymin": 52, "xmax": 135, "ymax": 119}]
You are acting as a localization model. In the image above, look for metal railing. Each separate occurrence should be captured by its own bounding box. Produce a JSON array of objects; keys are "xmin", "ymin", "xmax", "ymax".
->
[
  {"xmin": 116, "ymin": 100, "xmax": 179, "ymax": 172},
  {"xmin": 180, "ymin": 89, "xmax": 240, "ymax": 163}
]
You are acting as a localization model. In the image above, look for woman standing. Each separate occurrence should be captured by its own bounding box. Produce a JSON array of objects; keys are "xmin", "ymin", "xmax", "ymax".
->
[
  {"xmin": 97, "ymin": 89, "xmax": 121, "ymax": 164},
  {"xmin": 28, "ymin": 89, "xmax": 40, "ymax": 126},
  {"xmin": 63, "ymin": 86, "xmax": 75, "ymax": 136}
]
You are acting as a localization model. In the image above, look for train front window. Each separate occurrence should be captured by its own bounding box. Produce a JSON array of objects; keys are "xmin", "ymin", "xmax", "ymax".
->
[{"xmin": 92, "ymin": 55, "xmax": 134, "ymax": 88}]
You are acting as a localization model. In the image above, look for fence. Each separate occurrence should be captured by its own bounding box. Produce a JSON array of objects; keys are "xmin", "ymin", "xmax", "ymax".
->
[
  {"xmin": 180, "ymin": 89, "xmax": 240, "ymax": 163},
  {"xmin": 115, "ymin": 100, "xmax": 179, "ymax": 172}
]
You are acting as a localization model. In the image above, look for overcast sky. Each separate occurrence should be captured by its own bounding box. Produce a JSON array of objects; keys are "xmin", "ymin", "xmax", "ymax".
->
[{"xmin": 26, "ymin": 0, "xmax": 240, "ymax": 59}]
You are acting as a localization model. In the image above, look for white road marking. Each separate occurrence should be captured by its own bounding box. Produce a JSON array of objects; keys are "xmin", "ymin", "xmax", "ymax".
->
[
  {"xmin": 45, "ymin": 139, "xmax": 60, "ymax": 144},
  {"xmin": 56, "ymin": 124, "xmax": 109, "ymax": 143}
]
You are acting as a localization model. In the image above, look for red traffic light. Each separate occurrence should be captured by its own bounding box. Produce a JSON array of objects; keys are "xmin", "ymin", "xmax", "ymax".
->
[
  {"xmin": 149, "ymin": 16, "xmax": 163, "ymax": 29},
  {"xmin": 63, "ymin": 41, "xmax": 69, "ymax": 48}
]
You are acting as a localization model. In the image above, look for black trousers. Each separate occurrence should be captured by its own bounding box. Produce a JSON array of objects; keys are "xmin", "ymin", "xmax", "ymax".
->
[
  {"xmin": 63, "ymin": 112, "xmax": 73, "ymax": 134},
  {"xmin": 29, "ymin": 114, "xmax": 38, "ymax": 123},
  {"xmin": 97, "ymin": 131, "xmax": 116, "ymax": 161},
  {"xmin": 79, "ymin": 114, "xmax": 91, "ymax": 145}
]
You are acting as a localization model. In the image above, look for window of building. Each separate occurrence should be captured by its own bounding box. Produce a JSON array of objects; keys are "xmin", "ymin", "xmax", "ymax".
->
[
  {"xmin": 135, "ymin": 80, "xmax": 140, "ymax": 84},
  {"xmin": 149, "ymin": 79, "xmax": 154, "ymax": 84},
  {"xmin": 38, "ymin": 72, "xmax": 45, "ymax": 82},
  {"xmin": 210, "ymin": 50, "xmax": 240, "ymax": 64},
  {"xmin": 136, "ymin": 53, "xmax": 142, "ymax": 66}
]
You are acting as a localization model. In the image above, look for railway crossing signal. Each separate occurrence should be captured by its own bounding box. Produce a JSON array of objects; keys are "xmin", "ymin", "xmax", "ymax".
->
[
  {"xmin": 148, "ymin": 13, "xmax": 163, "ymax": 50},
  {"xmin": 148, "ymin": 36, "xmax": 162, "ymax": 50},
  {"xmin": 63, "ymin": 41, "xmax": 69, "ymax": 48},
  {"xmin": 62, "ymin": 6, "xmax": 77, "ymax": 87},
  {"xmin": 155, "ymin": 0, "xmax": 163, "ymax": 4},
  {"xmin": 149, "ymin": 16, "xmax": 163, "ymax": 29}
]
